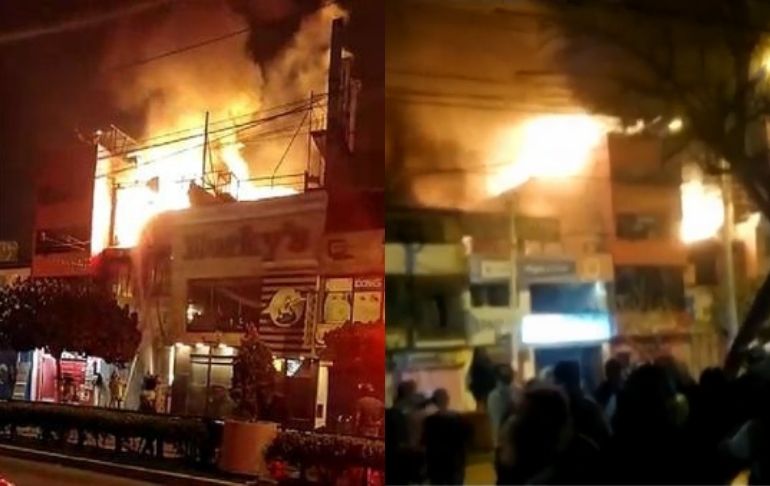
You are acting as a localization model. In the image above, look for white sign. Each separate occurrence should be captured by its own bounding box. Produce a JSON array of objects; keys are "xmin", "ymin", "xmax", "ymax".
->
[
  {"xmin": 521, "ymin": 313, "xmax": 612, "ymax": 345},
  {"xmin": 265, "ymin": 288, "xmax": 306, "ymax": 328}
]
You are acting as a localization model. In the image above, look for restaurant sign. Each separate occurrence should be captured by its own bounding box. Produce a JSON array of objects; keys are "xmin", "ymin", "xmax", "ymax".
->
[
  {"xmin": 321, "ymin": 230, "xmax": 384, "ymax": 274},
  {"xmin": 183, "ymin": 219, "xmax": 316, "ymax": 261}
]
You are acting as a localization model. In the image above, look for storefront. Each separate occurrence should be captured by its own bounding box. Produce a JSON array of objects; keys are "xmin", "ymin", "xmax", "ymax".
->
[
  {"xmin": 516, "ymin": 255, "xmax": 615, "ymax": 386},
  {"xmin": 315, "ymin": 229, "xmax": 384, "ymax": 425},
  {"xmin": 316, "ymin": 229, "xmax": 385, "ymax": 341},
  {"xmin": 3, "ymin": 349, "xmax": 125, "ymax": 406},
  {"xmin": 134, "ymin": 192, "xmax": 343, "ymax": 426}
]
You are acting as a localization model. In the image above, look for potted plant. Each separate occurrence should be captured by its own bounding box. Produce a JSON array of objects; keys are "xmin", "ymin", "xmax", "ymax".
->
[{"xmin": 218, "ymin": 325, "xmax": 279, "ymax": 476}]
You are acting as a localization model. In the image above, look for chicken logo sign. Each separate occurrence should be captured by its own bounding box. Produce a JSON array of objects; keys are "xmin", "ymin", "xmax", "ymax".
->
[{"xmin": 264, "ymin": 288, "xmax": 306, "ymax": 328}]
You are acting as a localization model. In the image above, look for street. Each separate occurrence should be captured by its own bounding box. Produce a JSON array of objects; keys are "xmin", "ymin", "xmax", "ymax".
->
[{"xmin": 0, "ymin": 455, "xmax": 155, "ymax": 486}]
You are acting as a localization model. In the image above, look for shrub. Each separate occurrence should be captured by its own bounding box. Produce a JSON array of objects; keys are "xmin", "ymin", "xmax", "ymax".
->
[
  {"xmin": 0, "ymin": 401, "xmax": 220, "ymax": 464},
  {"xmin": 265, "ymin": 428, "xmax": 385, "ymax": 471}
]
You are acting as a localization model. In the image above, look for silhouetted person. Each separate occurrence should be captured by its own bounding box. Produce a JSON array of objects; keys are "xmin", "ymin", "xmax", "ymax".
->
[
  {"xmin": 496, "ymin": 386, "xmax": 601, "ymax": 485},
  {"xmin": 385, "ymin": 404, "xmax": 410, "ymax": 485},
  {"xmin": 723, "ymin": 359, "xmax": 770, "ymax": 485},
  {"xmin": 688, "ymin": 367, "xmax": 735, "ymax": 484},
  {"xmin": 594, "ymin": 358, "xmax": 623, "ymax": 420},
  {"xmin": 488, "ymin": 364, "xmax": 520, "ymax": 447},
  {"xmin": 389, "ymin": 380, "xmax": 424, "ymax": 483},
  {"xmin": 422, "ymin": 388, "xmax": 471, "ymax": 485},
  {"xmin": 394, "ymin": 379, "xmax": 418, "ymax": 412},
  {"xmin": 468, "ymin": 347, "xmax": 496, "ymax": 411},
  {"xmin": 553, "ymin": 360, "xmax": 610, "ymax": 449},
  {"xmin": 605, "ymin": 363, "xmax": 697, "ymax": 484}
]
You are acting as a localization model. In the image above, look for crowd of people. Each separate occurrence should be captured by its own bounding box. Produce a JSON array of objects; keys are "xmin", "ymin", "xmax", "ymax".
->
[{"xmin": 386, "ymin": 350, "xmax": 770, "ymax": 485}]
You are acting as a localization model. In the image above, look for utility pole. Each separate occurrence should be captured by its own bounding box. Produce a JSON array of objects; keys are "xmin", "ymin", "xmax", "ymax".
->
[
  {"xmin": 721, "ymin": 163, "xmax": 740, "ymax": 346},
  {"xmin": 509, "ymin": 194, "xmax": 519, "ymax": 373},
  {"xmin": 201, "ymin": 111, "xmax": 210, "ymax": 189},
  {"xmin": 109, "ymin": 181, "xmax": 118, "ymax": 247}
]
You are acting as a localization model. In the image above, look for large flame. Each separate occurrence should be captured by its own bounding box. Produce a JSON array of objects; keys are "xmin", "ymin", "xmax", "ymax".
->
[
  {"xmin": 487, "ymin": 114, "xmax": 607, "ymax": 196},
  {"xmin": 680, "ymin": 171, "xmax": 724, "ymax": 244},
  {"xmin": 90, "ymin": 3, "xmax": 342, "ymax": 254}
]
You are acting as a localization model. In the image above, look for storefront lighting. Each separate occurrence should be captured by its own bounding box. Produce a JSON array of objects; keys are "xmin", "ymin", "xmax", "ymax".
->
[
  {"xmin": 521, "ymin": 313, "xmax": 611, "ymax": 345},
  {"xmin": 174, "ymin": 342, "xmax": 184, "ymax": 348},
  {"xmin": 594, "ymin": 282, "xmax": 606, "ymax": 297},
  {"xmin": 273, "ymin": 358, "xmax": 284, "ymax": 372},
  {"xmin": 168, "ymin": 345, "xmax": 175, "ymax": 386},
  {"xmin": 286, "ymin": 359, "xmax": 302, "ymax": 377},
  {"xmin": 195, "ymin": 342, "xmax": 204, "ymax": 348},
  {"xmin": 186, "ymin": 304, "xmax": 200, "ymax": 322}
]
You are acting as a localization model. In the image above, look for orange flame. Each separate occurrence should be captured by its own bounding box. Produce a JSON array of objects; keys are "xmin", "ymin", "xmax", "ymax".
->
[{"xmin": 90, "ymin": 4, "xmax": 342, "ymax": 254}]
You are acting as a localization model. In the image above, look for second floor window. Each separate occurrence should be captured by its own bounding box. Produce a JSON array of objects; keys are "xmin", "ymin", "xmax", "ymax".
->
[
  {"xmin": 614, "ymin": 265, "xmax": 685, "ymax": 311},
  {"xmin": 616, "ymin": 213, "xmax": 668, "ymax": 240},
  {"xmin": 470, "ymin": 283, "xmax": 510, "ymax": 307}
]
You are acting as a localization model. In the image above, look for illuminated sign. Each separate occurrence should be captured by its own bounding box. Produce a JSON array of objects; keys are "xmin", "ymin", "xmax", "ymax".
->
[
  {"xmin": 521, "ymin": 313, "xmax": 612, "ymax": 345},
  {"xmin": 519, "ymin": 258, "xmax": 576, "ymax": 284},
  {"xmin": 265, "ymin": 288, "xmax": 306, "ymax": 328},
  {"xmin": 184, "ymin": 221, "xmax": 309, "ymax": 260}
]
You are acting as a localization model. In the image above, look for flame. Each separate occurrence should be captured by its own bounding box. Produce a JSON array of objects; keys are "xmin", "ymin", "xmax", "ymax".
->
[
  {"xmin": 487, "ymin": 114, "xmax": 607, "ymax": 196},
  {"xmin": 89, "ymin": 4, "xmax": 341, "ymax": 254},
  {"xmin": 91, "ymin": 156, "xmax": 112, "ymax": 256},
  {"xmin": 680, "ymin": 177, "xmax": 724, "ymax": 243}
]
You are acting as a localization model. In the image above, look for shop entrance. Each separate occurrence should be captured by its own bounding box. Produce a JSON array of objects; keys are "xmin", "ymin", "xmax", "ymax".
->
[
  {"xmin": 534, "ymin": 345, "xmax": 603, "ymax": 393},
  {"xmin": 188, "ymin": 347, "xmax": 235, "ymax": 417}
]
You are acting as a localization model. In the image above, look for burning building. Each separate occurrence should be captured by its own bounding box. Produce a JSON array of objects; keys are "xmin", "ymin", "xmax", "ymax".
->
[{"xmin": 20, "ymin": 0, "xmax": 384, "ymax": 422}]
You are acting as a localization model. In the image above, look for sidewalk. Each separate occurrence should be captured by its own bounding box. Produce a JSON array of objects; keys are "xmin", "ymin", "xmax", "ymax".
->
[{"xmin": 0, "ymin": 442, "xmax": 270, "ymax": 486}]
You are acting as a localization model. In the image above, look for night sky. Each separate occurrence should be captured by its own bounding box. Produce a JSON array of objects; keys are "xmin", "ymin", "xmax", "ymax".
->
[
  {"xmin": 0, "ymin": 0, "xmax": 374, "ymax": 264},
  {"xmin": 0, "ymin": 1, "xmax": 131, "ymax": 263}
]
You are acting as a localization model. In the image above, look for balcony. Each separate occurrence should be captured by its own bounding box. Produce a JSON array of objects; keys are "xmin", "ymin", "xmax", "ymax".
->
[
  {"xmin": 611, "ymin": 239, "xmax": 687, "ymax": 266},
  {"xmin": 385, "ymin": 243, "xmax": 466, "ymax": 275}
]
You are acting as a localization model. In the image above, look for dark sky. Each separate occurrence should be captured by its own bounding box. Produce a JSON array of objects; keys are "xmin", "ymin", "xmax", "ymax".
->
[
  {"xmin": 0, "ymin": 1, "xmax": 165, "ymax": 263},
  {"xmin": 0, "ymin": 0, "xmax": 376, "ymax": 264}
]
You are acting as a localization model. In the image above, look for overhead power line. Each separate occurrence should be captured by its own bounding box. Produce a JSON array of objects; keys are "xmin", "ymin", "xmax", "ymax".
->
[
  {"xmin": 0, "ymin": 0, "xmax": 172, "ymax": 46},
  {"xmin": 99, "ymin": 0, "xmax": 343, "ymax": 73},
  {"xmin": 97, "ymin": 97, "xmax": 324, "ymax": 161},
  {"xmin": 102, "ymin": 26, "xmax": 250, "ymax": 73},
  {"xmin": 95, "ymin": 97, "xmax": 324, "ymax": 178},
  {"xmin": 127, "ymin": 94, "xmax": 326, "ymax": 147}
]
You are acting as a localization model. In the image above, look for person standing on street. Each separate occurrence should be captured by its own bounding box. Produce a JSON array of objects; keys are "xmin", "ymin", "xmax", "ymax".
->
[
  {"xmin": 422, "ymin": 388, "xmax": 471, "ymax": 485},
  {"xmin": 488, "ymin": 364, "xmax": 520, "ymax": 446}
]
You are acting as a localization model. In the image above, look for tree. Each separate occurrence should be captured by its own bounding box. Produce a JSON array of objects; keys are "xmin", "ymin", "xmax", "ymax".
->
[
  {"xmin": 539, "ymin": 0, "xmax": 770, "ymax": 374},
  {"xmin": 229, "ymin": 324, "xmax": 276, "ymax": 421},
  {"xmin": 0, "ymin": 277, "xmax": 140, "ymax": 398},
  {"xmin": 322, "ymin": 322, "xmax": 385, "ymax": 421}
]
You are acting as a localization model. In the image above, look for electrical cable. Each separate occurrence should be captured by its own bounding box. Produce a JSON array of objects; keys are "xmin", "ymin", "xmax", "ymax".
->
[
  {"xmin": 95, "ymin": 105, "xmax": 318, "ymax": 178},
  {"xmin": 0, "ymin": 0, "xmax": 173, "ymax": 46},
  {"xmin": 271, "ymin": 109, "xmax": 310, "ymax": 186},
  {"xmin": 97, "ymin": 98, "xmax": 323, "ymax": 163},
  {"xmin": 115, "ymin": 94, "xmax": 327, "ymax": 148},
  {"xmin": 101, "ymin": 27, "xmax": 250, "ymax": 73}
]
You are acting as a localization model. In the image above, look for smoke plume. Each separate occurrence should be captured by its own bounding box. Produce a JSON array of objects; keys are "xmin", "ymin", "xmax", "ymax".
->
[{"xmin": 104, "ymin": 0, "xmax": 344, "ymax": 181}]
